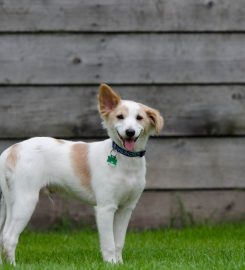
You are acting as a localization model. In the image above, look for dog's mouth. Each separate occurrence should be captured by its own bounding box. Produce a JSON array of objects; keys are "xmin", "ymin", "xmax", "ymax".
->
[{"xmin": 117, "ymin": 131, "xmax": 139, "ymax": 151}]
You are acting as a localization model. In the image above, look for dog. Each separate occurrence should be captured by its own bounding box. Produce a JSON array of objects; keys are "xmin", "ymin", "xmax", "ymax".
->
[{"xmin": 0, "ymin": 83, "xmax": 163, "ymax": 265}]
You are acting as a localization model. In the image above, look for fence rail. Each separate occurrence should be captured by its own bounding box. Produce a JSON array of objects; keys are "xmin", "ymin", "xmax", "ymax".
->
[{"xmin": 1, "ymin": 0, "xmax": 245, "ymax": 32}]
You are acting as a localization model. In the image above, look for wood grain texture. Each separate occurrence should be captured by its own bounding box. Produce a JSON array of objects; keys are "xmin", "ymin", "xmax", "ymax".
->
[
  {"xmin": 1, "ymin": 0, "xmax": 245, "ymax": 32},
  {"xmin": 0, "ymin": 87, "xmax": 99, "ymax": 138},
  {"xmin": 1, "ymin": 34, "xmax": 245, "ymax": 84},
  {"xmin": 1, "ymin": 138, "xmax": 245, "ymax": 189},
  {"xmin": 145, "ymin": 138, "xmax": 245, "ymax": 189},
  {"xmin": 0, "ymin": 86, "xmax": 245, "ymax": 138},
  {"xmin": 29, "ymin": 190, "xmax": 245, "ymax": 230}
]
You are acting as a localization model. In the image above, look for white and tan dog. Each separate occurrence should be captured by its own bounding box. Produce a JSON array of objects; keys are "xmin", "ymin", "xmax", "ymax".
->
[{"xmin": 0, "ymin": 84, "xmax": 163, "ymax": 265}]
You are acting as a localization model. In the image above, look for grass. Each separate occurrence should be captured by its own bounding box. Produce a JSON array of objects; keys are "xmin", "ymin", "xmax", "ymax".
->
[{"xmin": 1, "ymin": 222, "xmax": 245, "ymax": 270}]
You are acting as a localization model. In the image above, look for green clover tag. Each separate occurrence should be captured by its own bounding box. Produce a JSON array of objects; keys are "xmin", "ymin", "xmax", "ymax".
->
[{"xmin": 107, "ymin": 154, "xmax": 117, "ymax": 166}]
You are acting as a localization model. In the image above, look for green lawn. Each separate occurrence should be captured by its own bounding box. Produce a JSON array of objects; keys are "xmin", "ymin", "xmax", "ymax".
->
[{"xmin": 1, "ymin": 222, "xmax": 245, "ymax": 270}]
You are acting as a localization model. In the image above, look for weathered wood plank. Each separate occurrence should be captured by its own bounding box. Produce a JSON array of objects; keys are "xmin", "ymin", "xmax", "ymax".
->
[
  {"xmin": 1, "ymin": 34, "xmax": 245, "ymax": 84},
  {"xmin": 146, "ymin": 138, "xmax": 245, "ymax": 189},
  {"xmin": 29, "ymin": 190, "xmax": 245, "ymax": 230},
  {"xmin": 1, "ymin": 0, "xmax": 245, "ymax": 32},
  {"xmin": 1, "ymin": 138, "xmax": 245, "ymax": 189},
  {"xmin": 0, "ymin": 87, "xmax": 100, "ymax": 138},
  {"xmin": 0, "ymin": 86, "xmax": 245, "ymax": 138}
]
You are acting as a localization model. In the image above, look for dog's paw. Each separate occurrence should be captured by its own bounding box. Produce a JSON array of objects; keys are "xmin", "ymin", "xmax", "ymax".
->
[
  {"xmin": 115, "ymin": 253, "xmax": 123, "ymax": 264},
  {"xmin": 104, "ymin": 257, "xmax": 117, "ymax": 264},
  {"xmin": 117, "ymin": 258, "xmax": 123, "ymax": 264}
]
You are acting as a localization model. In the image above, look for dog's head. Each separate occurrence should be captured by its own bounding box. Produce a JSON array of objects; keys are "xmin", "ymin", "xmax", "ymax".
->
[{"xmin": 98, "ymin": 84, "xmax": 164, "ymax": 151}]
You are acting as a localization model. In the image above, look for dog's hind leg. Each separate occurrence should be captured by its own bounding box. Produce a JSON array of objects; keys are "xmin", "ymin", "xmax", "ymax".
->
[
  {"xmin": 0, "ymin": 192, "xmax": 6, "ymax": 264},
  {"xmin": 0, "ymin": 162, "xmax": 8, "ymax": 264},
  {"xmin": 2, "ymin": 190, "xmax": 39, "ymax": 265}
]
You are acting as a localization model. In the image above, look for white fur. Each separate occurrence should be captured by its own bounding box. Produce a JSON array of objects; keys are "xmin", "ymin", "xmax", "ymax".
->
[
  {"xmin": 115, "ymin": 101, "xmax": 143, "ymax": 139},
  {"xmin": 0, "ymin": 91, "xmax": 161, "ymax": 265}
]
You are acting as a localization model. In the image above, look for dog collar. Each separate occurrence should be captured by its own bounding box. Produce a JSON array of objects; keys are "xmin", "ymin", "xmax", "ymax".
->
[
  {"xmin": 107, "ymin": 141, "xmax": 146, "ymax": 167},
  {"xmin": 112, "ymin": 141, "xmax": 146, "ymax": 158},
  {"xmin": 107, "ymin": 141, "xmax": 146, "ymax": 166}
]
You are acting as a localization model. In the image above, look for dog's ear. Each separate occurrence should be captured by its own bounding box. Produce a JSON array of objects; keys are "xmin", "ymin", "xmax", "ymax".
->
[
  {"xmin": 145, "ymin": 107, "xmax": 164, "ymax": 135},
  {"xmin": 98, "ymin": 84, "xmax": 121, "ymax": 117}
]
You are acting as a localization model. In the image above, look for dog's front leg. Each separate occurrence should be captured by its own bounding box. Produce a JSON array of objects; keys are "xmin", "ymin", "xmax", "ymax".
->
[
  {"xmin": 113, "ymin": 206, "xmax": 134, "ymax": 263},
  {"xmin": 95, "ymin": 205, "xmax": 117, "ymax": 263}
]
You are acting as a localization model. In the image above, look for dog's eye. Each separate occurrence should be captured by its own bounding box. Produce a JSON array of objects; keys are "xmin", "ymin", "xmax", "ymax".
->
[
  {"xmin": 117, "ymin": 114, "xmax": 124, "ymax": 120},
  {"xmin": 136, "ymin": 115, "xmax": 143, "ymax": 121}
]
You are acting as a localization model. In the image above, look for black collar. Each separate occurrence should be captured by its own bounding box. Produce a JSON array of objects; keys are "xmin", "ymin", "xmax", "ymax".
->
[{"xmin": 112, "ymin": 141, "xmax": 146, "ymax": 158}]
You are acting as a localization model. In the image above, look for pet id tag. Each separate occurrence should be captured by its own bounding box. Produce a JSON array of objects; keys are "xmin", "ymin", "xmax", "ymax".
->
[{"xmin": 107, "ymin": 150, "xmax": 117, "ymax": 166}]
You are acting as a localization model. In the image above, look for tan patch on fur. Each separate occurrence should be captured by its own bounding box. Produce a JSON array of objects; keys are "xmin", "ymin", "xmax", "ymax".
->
[
  {"xmin": 139, "ymin": 104, "xmax": 164, "ymax": 135},
  {"xmin": 6, "ymin": 144, "xmax": 19, "ymax": 170},
  {"xmin": 110, "ymin": 103, "xmax": 129, "ymax": 120},
  {"xmin": 70, "ymin": 143, "xmax": 91, "ymax": 189},
  {"xmin": 138, "ymin": 105, "xmax": 152, "ymax": 134}
]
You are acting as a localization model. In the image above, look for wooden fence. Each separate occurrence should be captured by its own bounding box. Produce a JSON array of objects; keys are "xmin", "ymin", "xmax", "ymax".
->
[{"xmin": 0, "ymin": 0, "xmax": 244, "ymax": 229}]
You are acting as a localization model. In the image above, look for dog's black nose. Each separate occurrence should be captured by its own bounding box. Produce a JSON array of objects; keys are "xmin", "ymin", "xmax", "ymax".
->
[{"xmin": 126, "ymin": 129, "xmax": 135, "ymax": 138}]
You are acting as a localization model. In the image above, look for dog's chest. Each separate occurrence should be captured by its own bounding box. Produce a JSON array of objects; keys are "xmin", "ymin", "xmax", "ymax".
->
[
  {"xmin": 110, "ymin": 162, "xmax": 146, "ymax": 204},
  {"xmin": 89, "ymin": 140, "xmax": 146, "ymax": 205},
  {"xmin": 117, "ymin": 168, "xmax": 142, "ymax": 189}
]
